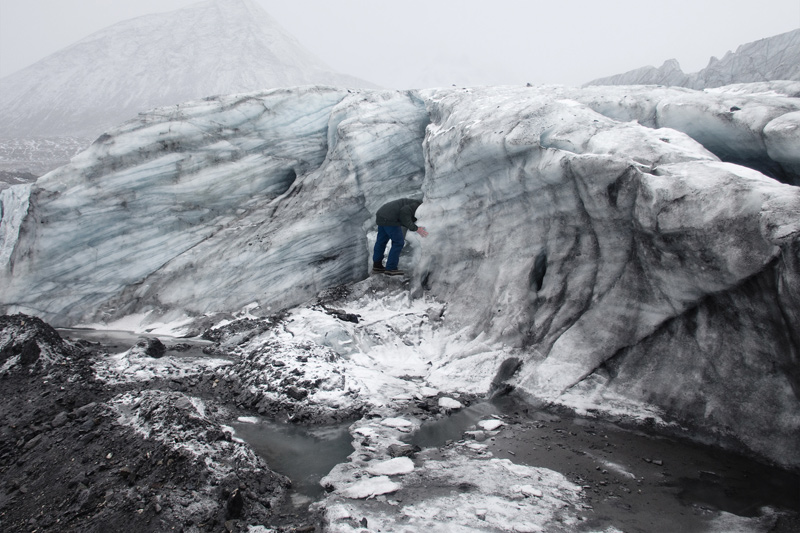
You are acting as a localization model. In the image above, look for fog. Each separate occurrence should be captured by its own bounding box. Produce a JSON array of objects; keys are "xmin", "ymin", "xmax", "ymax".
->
[{"xmin": 1, "ymin": 0, "xmax": 798, "ymax": 87}]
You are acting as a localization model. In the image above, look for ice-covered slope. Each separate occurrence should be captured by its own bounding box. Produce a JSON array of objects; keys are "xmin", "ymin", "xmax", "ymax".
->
[
  {"xmin": 0, "ymin": 0, "xmax": 373, "ymax": 139},
  {"xmin": 586, "ymin": 29, "xmax": 800, "ymax": 89},
  {"xmin": 1, "ymin": 83, "xmax": 799, "ymax": 466}
]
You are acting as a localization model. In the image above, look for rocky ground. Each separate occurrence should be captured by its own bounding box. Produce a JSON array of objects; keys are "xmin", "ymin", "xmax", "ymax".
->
[
  {"xmin": 0, "ymin": 314, "xmax": 320, "ymax": 532},
  {"xmin": 1, "ymin": 285, "xmax": 798, "ymax": 533}
]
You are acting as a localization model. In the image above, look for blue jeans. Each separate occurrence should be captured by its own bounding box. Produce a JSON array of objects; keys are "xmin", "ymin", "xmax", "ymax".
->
[{"xmin": 373, "ymin": 226, "xmax": 405, "ymax": 270}]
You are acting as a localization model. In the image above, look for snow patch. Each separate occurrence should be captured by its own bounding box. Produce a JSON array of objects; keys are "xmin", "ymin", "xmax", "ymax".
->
[
  {"xmin": 94, "ymin": 342, "xmax": 232, "ymax": 384},
  {"xmin": 516, "ymin": 485, "xmax": 544, "ymax": 498},
  {"xmin": 325, "ymin": 451, "xmax": 583, "ymax": 532},
  {"xmin": 111, "ymin": 390, "xmax": 267, "ymax": 481}
]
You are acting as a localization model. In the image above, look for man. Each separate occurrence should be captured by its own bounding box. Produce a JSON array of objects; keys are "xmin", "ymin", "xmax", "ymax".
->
[{"xmin": 372, "ymin": 198, "xmax": 428, "ymax": 275}]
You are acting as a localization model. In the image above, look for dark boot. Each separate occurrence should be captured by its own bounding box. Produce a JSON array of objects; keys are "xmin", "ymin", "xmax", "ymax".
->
[{"xmin": 372, "ymin": 262, "xmax": 385, "ymax": 272}]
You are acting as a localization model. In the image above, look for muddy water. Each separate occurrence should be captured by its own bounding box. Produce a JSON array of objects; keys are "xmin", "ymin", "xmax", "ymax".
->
[
  {"xmin": 58, "ymin": 327, "xmax": 216, "ymax": 358},
  {"xmin": 410, "ymin": 398, "xmax": 512, "ymax": 448},
  {"xmin": 231, "ymin": 419, "xmax": 354, "ymax": 502},
  {"xmin": 408, "ymin": 395, "xmax": 800, "ymax": 532}
]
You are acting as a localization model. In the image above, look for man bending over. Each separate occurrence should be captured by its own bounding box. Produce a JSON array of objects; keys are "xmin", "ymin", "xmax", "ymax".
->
[{"xmin": 372, "ymin": 198, "xmax": 428, "ymax": 276}]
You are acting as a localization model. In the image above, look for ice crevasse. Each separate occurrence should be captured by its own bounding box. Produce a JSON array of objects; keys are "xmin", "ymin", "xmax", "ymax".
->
[{"xmin": 1, "ymin": 83, "xmax": 799, "ymax": 467}]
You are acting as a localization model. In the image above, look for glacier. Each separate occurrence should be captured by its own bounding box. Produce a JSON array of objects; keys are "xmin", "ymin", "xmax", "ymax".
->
[{"xmin": 1, "ymin": 82, "xmax": 799, "ymax": 468}]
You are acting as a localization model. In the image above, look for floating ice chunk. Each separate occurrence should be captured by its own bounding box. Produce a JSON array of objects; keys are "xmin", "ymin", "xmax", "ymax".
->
[
  {"xmin": 237, "ymin": 416, "xmax": 259, "ymax": 424},
  {"xmin": 438, "ymin": 397, "xmax": 463, "ymax": 409},
  {"xmin": 380, "ymin": 417, "xmax": 414, "ymax": 429},
  {"xmin": 366, "ymin": 457, "xmax": 414, "ymax": 476},
  {"xmin": 340, "ymin": 475, "xmax": 401, "ymax": 499},
  {"xmin": 477, "ymin": 419, "xmax": 504, "ymax": 431},
  {"xmin": 353, "ymin": 426, "xmax": 378, "ymax": 438}
]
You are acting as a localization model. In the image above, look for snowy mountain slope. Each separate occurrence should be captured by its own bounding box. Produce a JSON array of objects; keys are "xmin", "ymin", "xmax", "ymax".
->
[
  {"xmin": 0, "ymin": 137, "xmax": 89, "ymax": 178},
  {"xmin": 0, "ymin": 0, "xmax": 374, "ymax": 139},
  {"xmin": 586, "ymin": 29, "xmax": 800, "ymax": 89},
  {"xmin": 1, "ymin": 83, "xmax": 799, "ymax": 466}
]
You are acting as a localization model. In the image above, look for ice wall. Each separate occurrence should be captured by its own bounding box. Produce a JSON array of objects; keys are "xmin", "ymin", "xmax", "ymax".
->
[
  {"xmin": 416, "ymin": 87, "xmax": 798, "ymax": 386},
  {"xmin": 0, "ymin": 183, "xmax": 32, "ymax": 268},
  {"xmin": 1, "ymin": 86, "xmax": 427, "ymax": 322},
  {"xmin": 1, "ymin": 83, "xmax": 798, "ymax": 466},
  {"xmin": 414, "ymin": 86, "xmax": 799, "ymax": 466},
  {"xmin": 574, "ymin": 82, "xmax": 800, "ymax": 185}
]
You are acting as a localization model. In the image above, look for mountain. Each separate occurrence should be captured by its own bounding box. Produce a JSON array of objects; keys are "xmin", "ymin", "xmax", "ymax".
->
[
  {"xmin": 586, "ymin": 29, "xmax": 800, "ymax": 88},
  {"xmin": 0, "ymin": 0, "xmax": 374, "ymax": 140},
  {"xmin": 0, "ymin": 137, "xmax": 89, "ymax": 181},
  {"xmin": 2, "ymin": 82, "xmax": 799, "ymax": 468}
]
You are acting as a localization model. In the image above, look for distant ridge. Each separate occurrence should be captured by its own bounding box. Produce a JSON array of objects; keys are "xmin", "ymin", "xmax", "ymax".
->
[
  {"xmin": 0, "ymin": 0, "xmax": 375, "ymax": 139},
  {"xmin": 585, "ymin": 29, "xmax": 800, "ymax": 88}
]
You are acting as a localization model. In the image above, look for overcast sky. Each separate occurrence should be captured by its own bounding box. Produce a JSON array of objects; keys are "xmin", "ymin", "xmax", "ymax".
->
[{"xmin": 1, "ymin": 0, "xmax": 798, "ymax": 88}]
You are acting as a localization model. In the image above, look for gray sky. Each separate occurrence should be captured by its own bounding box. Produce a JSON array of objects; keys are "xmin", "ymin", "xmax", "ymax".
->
[{"xmin": 1, "ymin": 0, "xmax": 798, "ymax": 87}]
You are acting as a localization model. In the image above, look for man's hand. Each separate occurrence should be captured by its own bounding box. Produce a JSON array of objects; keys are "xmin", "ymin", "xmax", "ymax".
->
[{"xmin": 416, "ymin": 226, "xmax": 429, "ymax": 237}]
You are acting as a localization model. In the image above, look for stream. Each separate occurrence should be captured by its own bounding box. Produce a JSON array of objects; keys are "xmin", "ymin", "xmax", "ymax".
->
[
  {"xmin": 58, "ymin": 327, "xmax": 216, "ymax": 358},
  {"xmin": 407, "ymin": 395, "xmax": 800, "ymax": 532},
  {"xmin": 58, "ymin": 327, "xmax": 799, "ymax": 530},
  {"xmin": 234, "ymin": 394, "xmax": 798, "ymax": 530}
]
